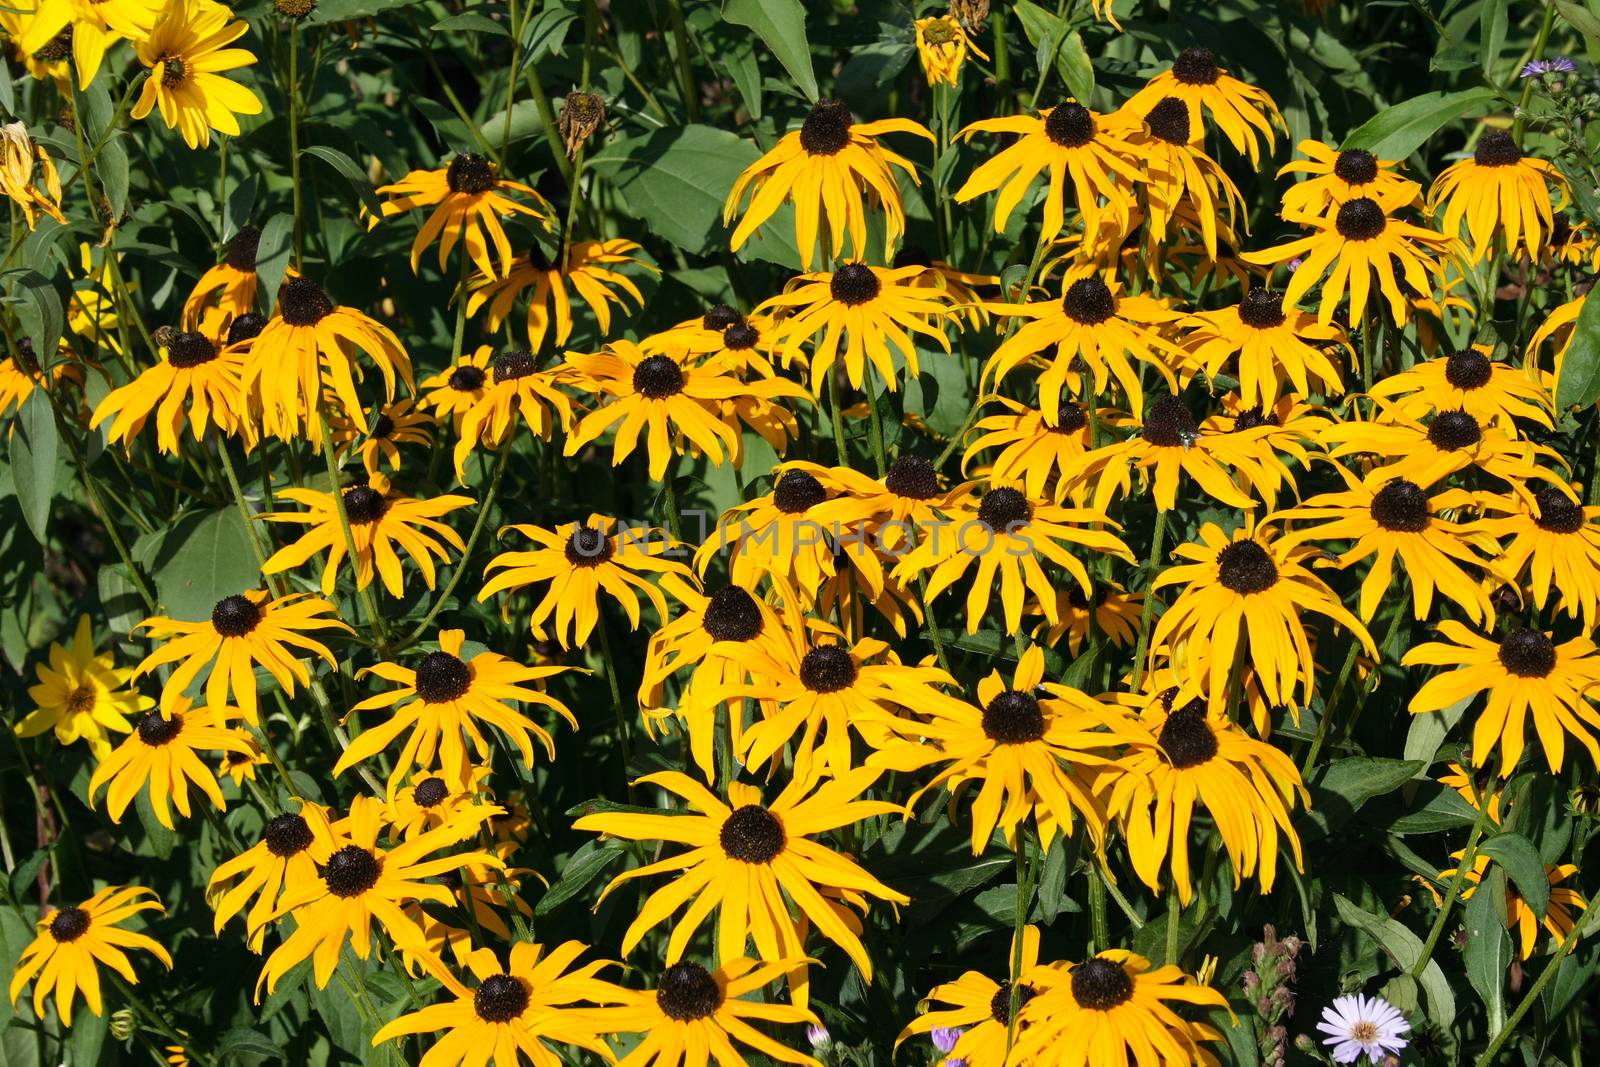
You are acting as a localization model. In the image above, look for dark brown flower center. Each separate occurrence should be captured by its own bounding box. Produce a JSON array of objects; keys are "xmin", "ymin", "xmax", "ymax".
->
[
  {"xmin": 989, "ymin": 981, "xmax": 1037, "ymax": 1024},
  {"xmin": 1044, "ymin": 102, "xmax": 1095, "ymax": 148},
  {"xmin": 160, "ymin": 55, "xmax": 187, "ymax": 88},
  {"xmin": 830, "ymin": 263, "xmax": 881, "ymax": 306},
  {"xmin": 1335, "ymin": 197, "xmax": 1387, "ymax": 241},
  {"xmin": 277, "ymin": 277, "xmax": 335, "ymax": 326},
  {"xmin": 491, "ymin": 349, "xmax": 536, "ymax": 384},
  {"xmin": 1233, "ymin": 406, "xmax": 1279, "ymax": 431},
  {"xmin": 473, "ymin": 974, "xmax": 530, "ymax": 1023},
  {"xmin": 565, "ymin": 525, "xmax": 615, "ymax": 567},
  {"xmin": 1141, "ymin": 397, "xmax": 1199, "ymax": 447},
  {"xmin": 1427, "ymin": 410, "xmax": 1482, "ymax": 451},
  {"xmin": 1053, "ymin": 402, "xmax": 1088, "ymax": 434},
  {"xmin": 137, "ymin": 711, "xmax": 183, "ymax": 747},
  {"xmin": 1237, "ymin": 288, "xmax": 1286, "ymax": 329},
  {"xmin": 702, "ymin": 304, "xmax": 743, "ymax": 331},
  {"xmin": 1334, "ymin": 149, "xmax": 1379, "ymax": 185},
  {"xmin": 1533, "ymin": 487, "xmax": 1585, "ymax": 534},
  {"xmin": 414, "ymin": 651, "xmax": 472, "ymax": 704},
  {"xmin": 656, "ymin": 962, "xmax": 723, "ymax": 1021},
  {"xmin": 1158, "ymin": 699, "xmax": 1218, "ymax": 768},
  {"xmin": 1144, "ymin": 96, "xmax": 1190, "ymax": 145},
  {"xmin": 321, "ymin": 845, "xmax": 381, "ymax": 897},
  {"xmin": 1369, "ymin": 478, "xmax": 1431, "ymax": 532},
  {"xmin": 445, "ymin": 152, "xmax": 496, "ymax": 194},
  {"xmin": 885, "ymin": 455, "xmax": 940, "ymax": 499},
  {"xmin": 263, "ymin": 813, "xmax": 314, "ymax": 857},
  {"xmin": 32, "ymin": 28, "xmax": 72, "ymax": 62},
  {"xmin": 342, "ymin": 485, "xmax": 386, "ymax": 524},
  {"xmin": 799, "ymin": 99, "xmax": 853, "ymax": 156},
  {"xmin": 48, "ymin": 907, "xmax": 90, "ymax": 943},
  {"xmin": 1062, "ymin": 277, "xmax": 1115, "ymax": 324},
  {"xmin": 773, "ymin": 469, "xmax": 827, "ymax": 513},
  {"xmin": 413, "ymin": 777, "xmax": 450, "ymax": 808},
  {"xmin": 633, "ymin": 355, "xmax": 686, "ymax": 398},
  {"xmin": 722, "ymin": 322, "xmax": 759, "ymax": 350},
  {"xmin": 372, "ymin": 413, "xmax": 395, "ymax": 439},
  {"xmin": 720, "ymin": 805, "xmax": 786, "ymax": 863},
  {"xmin": 977, "ymin": 487, "xmax": 1032, "ymax": 532},
  {"xmin": 1498, "ymin": 628, "xmax": 1556, "ymax": 678},
  {"xmin": 227, "ymin": 313, "xmax": 267, "ymax": 345},
  {"xmin": 448, "ymin": 364, "xmax": 487, "ymax": 391},
  {"xmin": 702, "ymin": 586, "xmax": 764, "ymax": 642},
  {"xmin": 1474, "ymin": 130, "xmax": 1523, "ymax": 168},
  {"xmin": 65, "ymin": 685, "xmax": 96, "ymax": 716},
  {"xmin": 1216, "ymin": 540, "xmax": 1278, "ymax": 594},
  {"xmin": 167, "ymin": 331, "xmax": 219, "ymax": 368},
  {"xmin": 226, "ymin": 225, "xmax": 261, "ymax": 272},
  {"xmin": 211, "ymin": 594, "xmax": 262, "ymax": 637},
  {"xmin": 894, "ymin": 245, "xmax": 934, "ymax": 268},
  {"xmin": 1070, "ymin": 958, "xmax": 1135, "ymax": 1010},
  {"xmin": 800, "ymin": 646, "xmax": 857, "ymax": 693},
  {"xmin": 982, "ymin": 690, "xmax": 1046, "ymax": 745},
  {"xmin": 1171, "ymin": 46, "xmax": 1221, "ymax": 85},
  {"xmin": 1444, "ymin": 349, "xmax": 1492, "ymax": 390}
]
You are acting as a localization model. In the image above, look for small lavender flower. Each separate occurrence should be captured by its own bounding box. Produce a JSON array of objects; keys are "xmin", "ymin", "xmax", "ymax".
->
[
  {"xmin": 931, "ymin": 1026, "xmax": 964, "ymax": 1054},
  {"xmin": 1522, "ymin": 57, "xmax": 1578, "ymax": 78},
  {"xmin": 1316, "ymin": 994, "xmax": 1411, "ymax": 1064},
  {"xmin": 806, "ymin": 1024, "xmax": 831, "ymax": 1050}
]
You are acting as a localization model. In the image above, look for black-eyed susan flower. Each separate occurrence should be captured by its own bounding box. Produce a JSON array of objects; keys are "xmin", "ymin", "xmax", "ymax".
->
[
  {"xmin": 1032, "ymin": 579, "xmax": 1143, "ymax": 655},
  {"xmin": 331, "ymin": 399, "xmax": 433, "ymax": 474},
  {"xmin": 1151, "ymin": 522, "xmax": 1374, "ymax": 718},
  {"xmin": 1277, "ymin": 141, "xmax": 1419, "ymax": 221},
  {"xmin": 1198, "ymin": 393, "xmax": 1331, "ymax": 510},
  {"xmin": 208, "ymin": 799, "xmax": 331, "ymax": 951},
  {"xmin": 256, "ymin": 795, "xmax": 503, "ymax": 995},
  {"xmin": 563, "ymin": 340, "xmax": 807, "ymax": 480},
  {"xmin": 806, "ymin": 453, "xmax": 950, "ymax": 552},
  {"xmin": 575, "ymin": 769, "xmax": 907, "ymax": 1001},
  {"xmin": 758, "ymin": 262, "xmax": 953, "ymax": 395},
  {"xmin": 468, "ymin": 238, "xmax": 655, "ymax": 352},
  {"xmin": 1179, "ymin": 288, "xmax": 1351, "ymax": 408},
  {"xmin": 261, "ymin": 472, "xmax": 474, "ymax": 598},
  {"xmin": 962, "ymin": 397, "xmax": 1094, "ymax": 503},
  {"xmin": 480, "ymin": 515, "xmax": 691, "ymax": 648},
  {"xmin": 639, "ymin": 304, "xmax": 796, "ymax": 380},
  {"xmin": 955, "ymin": 100, "xmax": 1145, "ymax": 242},
  {"xmin": 1427, "ymin": 130, "xmax": 1568, "ymax": 262},
  {"xmin": 1123, "ymin": 46, "xmax": 1285, "ymax": 164},
  {"xmin": 1102, "ymin": 689, "xmax": 1307, "ymax": 904},
  {"xmin": 452, "ymin": 347, "xmax": 579, "ymax": 479},
  {"xmin": 895, "ymin": 926, "xmax": 1049, "ymax": 1067},
  {"xmin": 89, "ymin": 697, "xmax": 255, "ymax": 829},
  {"xmin": 183, "ymin": 225, "xmax": 262, "ymax": 326},
  {"xmin": 17, "ymin": 615, "xmax": 151, "ymax": 759},
  {"xmin": 19, "ymin": 0, "xmax": 161, "ymax": 90},
  {"xmin": 0, "ymin": 120, "xmax": 65, "ymax": 229},
  {"xmin": 419, "ymin": 344, "xmax": 493, "ymax": 430},
  {"xmin": 1012, "ymin": 951, "xmax": 1228, "ymax": 1064},
  {"xmin": 724, "ymin": 97, "xmax": 931, "ymax": 268},
  {"xmin": 1367, "ymin": 344, "xmax": 1553, "ymax": 432},
  {"xmin": 1243, "ymin": 189, "xmax": 1457, "ymax": 327},
  {"xmin": 1277, "ymin": 469, "xmax": 1502, "ymax": 624},
  {"xmin": 589, "ymin": 958, "xmax": 820, "ymax": 1067},
  {"xmin": 336, "ymin": 628, "xmax": 577, "ymax": 794},
  {"xmin": 396, "ymin": 855, "xmax": 539, "ymax": 972},
  {"xmin": 377, "ymin": 152, "xmax": 554, "ymax": 278},
  {"xmin": 1404, "ymin": 622, "xmax": 1600, "ymax": 775},
  {"xmin": 1426, "ymin": 851, "xmax": 1587, "ymax": 960},
  {"xmin": 1109, "ymin": 94, "xmax": 1244, "ymax": 260},
  {"xmin": 895, "ymin": 246, "xmax": 1000, "ymax": 329},
  {"xmin": 915, "ymin": 14, "xmax": 987, "ymax": 87},
  {"xmin": 384, "ymin": 767, "xmax": 493, "ymax": 841},
  {"xmin": 370, "ymin": 941, "xmax": 626, "ymax": 1067},
  {"xmin": 1, "ymin": 5, "xmax": 72, "ymax": 85},
  {"xmin": 8, "ymin": 887, "xmax": 170, "ymax": 1025},
  {"xmin": 1480, "ymin": 486, "xmax": 1600, "ymax": 629},
  {"xmin": 133, "ymin": 590, "xmax": 348, "ymax": 723},
  {"xmin": 891, "ymin": 484, "xmax": 1132, "ymax": 635},
  {"xmin": 130, "ymin": 0, "xmax": 262, "ymax": 149},
  {"xmin": 871, "ymin": 647, "xmax": 1137, "ymax": 853},
  {"xmin": 217, "ymin": 743, "xmax": 266, "ymax": 786},
  {"xmin": 693, "ymin": 465, "xmax": 843, "ymax": 591},
  {"xmin": 983, "ymin": 272, "xmax": 1182, "ymax": 418},
  {"xmin": 90, "ymin": 327, "xmax": 252, "ymax": 454},
  {"xmin": 1320, "ymin": 405, "xmax": 1563, "ymax": 496},
  {"xmin": 638, "ymin": 577, "xmax": 805, "ymax": 782},
  {"xmin": 244, "ymin": 276, "xmax": 412, "ymax": 449}
]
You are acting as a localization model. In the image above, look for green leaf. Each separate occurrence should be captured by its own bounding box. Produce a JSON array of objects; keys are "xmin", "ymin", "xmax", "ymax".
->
[
  {"xmin": 307, "ymin": 0, "xmax": 426, "ymax": 25},
  {"xmin": 135, "ymin": 786, "xmax": 178, "ymax": 858},
  {"xmin": 1305, "ymin": 757, "xmax": 1425, "ymax": 835},
  {"xmin": 300, "ymin": 145, "xmax": 381, "ymax": 218},
  {"xmin": 225, "ymin": 173, "xmax": 260, "ymax": 241},
  {"xmin": 1463, "ymin": 869, "xmax": 1511, "ymax": 1030},
  {"xmin": 1556, "ymin": 1, "xmax": 1600, "ymax": 45},
  {"xmin": 255, "ymin": 214, "xmax": 295, "ymax": 316},
  {"xmin": 1057, "ymin": 31, "xmax": 1095, "ymax": 105},
  {"xmin": 68, "ymin": 1000, "xmax": 108, "ymax": 1067},
  {"xmin": 1342, "ymin": 88, "xmax": 1500, "ymax": 160},
  {"xmin": 434, "ymin": 11, "xmax": 508, "ymax": 36},
  {"xmin": 1402, "ymin": 693, "xmax": 1472, "ymax": 766},
  {"xmin": 12, "ymin": 389, "xmax": 59, "ymax": 546},
  {"xmin": 522, "ymin": 5, "xmax": 578, "ymax": 60},
  {"xmin": 99, "ymin": 134, "xmax": 129, "ymax": 220},
  {"xmin": 1333, "ymin": 893, "xmax": 1456, "ymax": 1028},
  {"xmin": 150, "ymin": 508, "xmax": 261, "ymax": 620},
  {"xmin": 1479, "ymin": 831, "xmax": 1549, "ymax": 919},
  {"xmin": 722, "ymin": 0, "xmax": 819, "ymax": 101},
  {"xmin": 8, "ymin": 269, "xmax": 64, "ymax": 363},
  {"xmin": 537, "ymin": 842, "xmax": 625, "ymax": 914},
  {"xmin": 216, "ymin": 1027, "xmax": 281, "ymax": 1064},
  {"xmin": 1555, "ymin": 294, "xmax": 1600, "ymax": 409},
  {"xmin": 1479, "ymin": 0, "xmax": 1509, "ymax": 76}
]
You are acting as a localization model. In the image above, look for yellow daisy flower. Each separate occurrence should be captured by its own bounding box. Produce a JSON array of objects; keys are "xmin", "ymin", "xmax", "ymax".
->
[
  {"xmin": 17, "ymin": 614, "xmax": 151, "ymax": 759},
  {"xmin": 131, "ymin": 0, "xmax": 263, "ymax": 150},
  {"xmin": 377, "ymin": 152, "xmax": 554, "ymax": 278},
  {"xmin": 90, "ymin": 325, "xmax": 252, "ymax": 455},
  {"xmin": 1122, "ymin": 46, "xmax": 1285, "ymax": 164},
  {"xmin": 0, "ymin": 120, "xmax": 65, "ymax": 229},
  {"xmin": 1179, "ymin": 288, "xmax": 1351, "ymax": 407},
  {"xmin": 207, "ymin": 798, "xmax": 332, "ymax": 951},
  {"xmin": 1427, "ymin": 130, "xmax": 1568, "ymax": 262},
  {"xmin": 468, "ymin": 238, "xmax": 656, "ymax": 352},
  {"xmin": 88, "ymin": 697, "xmax": 255, "ymax": 829},
  {"xmin": 1276, "ymin": 140, "xmax": 1419, "ymax": 221},
  {"xmin": 18, "ymin": 0, "xmax": 162, "ymax": 90},
  {"xmin": 914, "ymin": 15, "xmax": 987, "ymax": 87},
  {"xmin": 8, "ymin": 887, "xmax": 170, "ymax": 1026}
]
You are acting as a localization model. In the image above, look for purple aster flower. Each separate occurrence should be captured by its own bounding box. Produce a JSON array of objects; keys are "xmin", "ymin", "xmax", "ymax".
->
[{"xmin": 931, "ymin": 1026, "xmax": 964, "ymax": 1053}]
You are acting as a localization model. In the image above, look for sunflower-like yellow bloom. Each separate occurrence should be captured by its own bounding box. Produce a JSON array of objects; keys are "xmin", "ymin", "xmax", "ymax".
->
[
  {"xmin": 588, "ymin": 958, "xmax": 821, "ymax": 1067},
  {"xmin": 9, "ymin": 887, "xmax": 171, "ymax": 1025},
  {"xmin": 133, "ymin": 589, "xmax": 349, "ymax": 723},
  {"xmin": 640, "ymin": 304, "xmax": 798, "ymax": 379},
  {"xmin": 1276, "ymin": 140, "xmax": 1419, "ymax": 221},
  {"xmin": 329, "ymin": 398, "xmax": 433, "ymax": 474},
  {"xmin": 896, "ymin": 926, "xmax": 1050, "ymax": 1066},
  {"xmin": 955, "ymin": 100, "xmax": 1145, "ymax": 243},
  {"xmin": 131, "ymin": 0, "xmax": 263, "ymax": 149},
  {"xmin": 1179, "ymin": 288, "xmax": 1351, "ymax": 407},
  {"xmin": 91, "ymin": 326, "xmax": 253, "ymax": 454},
  {"xmin": 1319, "ymin": 404, "xmax": 1564, "ymax": 497},
  {"xmin": 468, "ymin": 238, "xmax": 656, "ymax": 352},
  {"xmin": 261, "ymin": 472, "xmax": 474, "ymax": 597},
  {"xmin": 1013, "ymin": 950, "xmax": 1228, "ymax": 1064},
  {"xmin": 377, "ymin": 153, "xmax": 554, "ymax": 279},
  {"xmin": 914, "ymin": 15, "xmax": 987, "ymax": 86},
  {"xmin": 575, "ymin": 769, "xmax": 907, "ymax": 1004},
  {"xmin": 563, "ymin": 340, "xmax": 808, "ymax": 480},
  {"xmin": 255, "ymin": 796, "xmax": 503, "ymax": 996},
  {"xmin": 1152, "ymin": 522, "xmax": 1374, "ymax": 718},
  {"xmin": 418, "ymin": 345, "xmax": 493, "ymax": 430},
  {"xmin": 19, "ymin": 0, "xmax": 163, "ymax": 90},
  {"xmin": 1103, "ymin": 689, "xmax": 1308, "ymax": 904},
  {"xmin": 17, "ymin": 615, "xmax": 151, "ymax": 759},
  {"xmin": 452, "ymin": 346, "xmax": 579, "ymax": 479},
  {"xmin": 1404, "ymin": 622, "xmax": 1600, "ymax": 776},
  {"xmin": 1426, "ymin": 852, "xmax": 1587, "ymax": 960},
  {"xmin": 371, "ymin": 942, "xmax": 628, "ymax": 1067},
  {"xmin": 208, "ymin": 799, "xmax": 333, "ymax": 951},
  {"xmin": 1480, "ymin": 487, "xmax": 1600, "ymax": 629},
  {"xmin": 1123, "ymin": 46, "xmax": 1285, "ymax": 164},
  {"xmin": 1368, "ymin": 344, "xmax": 1553, "ymax": 433},
  {"xmin": 89, "ymin": 697, "xmax": 255, "ymax": 829},
  {"xmin": 1243, "ymin": 189, "xmax": 1458, "ymax": 327},
  {"xmin": 724, "ymin": 98, "xmax": 931, "ymax": 269},
  {"xmin": 1109, "ymin": 95, "xmax": 1244, "ymax": 260},
  {"xmin": 1427, "ymin": 130, "xmax": 1568, "ymax": 262},
  {"xmin": 0, "ymin": 121, "xmax": 65, "ymax": 228},
  {"xmin": 183, "ymin": 225, "xmax": 263, "ymax": 326},
  {"xmin": 962, "ymin": 396, "xmax": 1095, "ymax": 503},
  {"xmin": 336, "ymin": 629, "xmax": 578, "ymax": 794}
]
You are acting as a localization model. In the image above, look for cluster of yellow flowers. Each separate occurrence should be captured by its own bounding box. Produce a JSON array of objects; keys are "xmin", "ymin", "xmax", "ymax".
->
[{"xmin": 4, "ymin": 2, "xmax": 1599, "ymax": 1066}]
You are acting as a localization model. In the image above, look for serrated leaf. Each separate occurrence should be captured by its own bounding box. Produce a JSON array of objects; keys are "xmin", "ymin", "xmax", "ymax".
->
[
  {"xmin": 1342, "ymin": 87, "xmax": 1500, "ymax": 160},
  {"xmin": 723, "ymin": 0, "xmax": 818, "ymax": 101}
]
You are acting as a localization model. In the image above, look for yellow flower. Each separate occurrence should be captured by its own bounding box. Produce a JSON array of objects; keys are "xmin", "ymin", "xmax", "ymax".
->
[
  {"xmin": 8, "ymin": 887, "xmax": 171, "ymax": 1025},
  {"xmin": 132, "ymin": 0, "xmax": 263, "ymax": 150},
  {"xmin": 330, "ymin": 398, "xmax": 434, "ymax": 475},
  {"xmin": 1276, "ymin": 140, "xmax": 1419, "ymax": 221},
  {"xmin": 1427, "ymin": 852, "xmax": 1587, "ymax": 959},
  {"xmin": 468, "ymin": 238, "xmax": 656, "ymax": 352},
  {"xmin": 452, "ymin": 346, "xmax": 579, "ymax": 480},
  {"xmin": 90, "ymin": 325, "xmax": 253, "ymax": 454},
  {"xmin": 915, "ymin": 15, "xmax": 987, "ymax": 87},
  {"xmin": 19, "ymin": 0, "xmax": 163, "ymax": 90},
  {"xmin": 183, "ymin": 225, "xmax": 263, "ymax": 326},
  {"xmin": 208, "ymin": 799, "xmax": 332, "ymax": 951},
  {"xmin": 1368, "ymin": 344, "xmax": 1553, "ymax": 433},
  {"xmin": 1107, "ymin": 95, "xmax": 1244, "ymax": 260},
  {"xmin": 896, "ymin": 926, "xmax": 1049, "ymax": 1067},
  {"xmin": 1428, "ymin": 130, "xmax": 1568, "ymax": 262},
  {"xmin": 1122, "ymin": 46, "xmax": 1285, "ymax": 164},
  {"xmin": 18, "ymin": 615, "xmax": 151, "ymax": 759},
  {"xmin": 1480, "ymin": 486, "xmax": 1600, "ymax": 629},
  {"xmin": 377, "ymin": 153, "xmax": 554, "ymax": 278},
  {"xmin": 0, "ymin": 121, "xmax": 65, "ymax": 228},
  {"xmin": 88, "ymin": 697, "xmax": 256, "ymax": 829},
  {"xmin": 1179, "ymin": 288, "xmax": 1352, "ymax": 408},
  {"xmin": 419, "ymin": 344, "xmax": 493, "ymax": 430}
]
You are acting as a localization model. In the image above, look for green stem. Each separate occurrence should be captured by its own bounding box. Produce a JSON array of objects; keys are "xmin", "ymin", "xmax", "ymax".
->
[
  {"xmin": 1089, "ymin": 862, "xmax": 1109, "ymax": 951},
  {"xmin": 1128, "ymin": 510, "xmax": 1168, "ymax": 690},
  {"xmin": 500, "ymin": 0, "xmax": 525, "ymax": 161},
  {"xmin": 1098, "ymin": 862, "xmax": 1145, "ymax": 930},
  {"xmin": 865, "ymin": 372, "xmax": 888, "ymax": 476},
  {"xmin": 827, "ymin": 373, "xmax": 851, "ymax": 467},
  {"xmin": 665, "ymin": 0, "xmax": 702, "ymax": 120},
  {"xmin": 595, "ymin": 610, "xmax": 635, "ymax": 779},
  {"xmin": 525, "ymin": 72, "xmax": 576, "ymax": 187},
  {"xmin": 107, "ymin": 973, "xmax": 214, "ymax": 1067},
  {"xmin": 1513, "ymin": 1, "xmax": 1559, "ymax": 141},
  {"xmin": 992, "ymin": 5, "xmax": 1011, "ymax": 107},
  {"xmin": 1412, "ymin": 802, "xmax": 1494, "ymax": 980},
  {"xmin": 288, "ymin": 20, "xmax": 304, "ymax": 265},
  {"xmin": 1164, "ymin": 885, "xmax": 1182, "ymax": 964},
  {"xmin": 217, "ymin": 442, "xmax": 284, "ymax": 595},
  {"xmin": 1004, "ymin": 835, "xmax": 1035, "ymax": 1055}
]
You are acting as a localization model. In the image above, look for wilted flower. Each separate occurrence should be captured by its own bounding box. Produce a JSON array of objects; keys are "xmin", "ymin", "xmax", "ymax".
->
[{"xmin": 559, "ymin": 91, "xmax": 606, "ymax": 158}]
